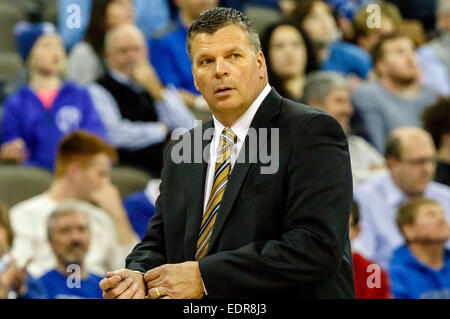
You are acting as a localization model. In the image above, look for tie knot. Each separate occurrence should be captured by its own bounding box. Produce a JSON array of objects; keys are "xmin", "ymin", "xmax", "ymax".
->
[{"xmin": 221, "ymin": 127, "xmax": 237, "ymax": 146}]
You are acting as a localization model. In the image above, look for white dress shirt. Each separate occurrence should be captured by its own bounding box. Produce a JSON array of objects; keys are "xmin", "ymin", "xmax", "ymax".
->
[{"xmin": 202, "ymin": 83, "xmax": 271, "ymax": 213}]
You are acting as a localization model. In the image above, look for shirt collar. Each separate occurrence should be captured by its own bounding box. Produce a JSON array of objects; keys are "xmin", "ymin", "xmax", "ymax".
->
[
  {"xmin": 212, "ymin": 83, "xmax": 271, "ymax": 143},
  {"xmin": 384, "ymin": 173, "xmax": 409, "ymax": 208},
  {"xmin": 108, "ymin": 68, "xmax": 143, "ymax": 92}
]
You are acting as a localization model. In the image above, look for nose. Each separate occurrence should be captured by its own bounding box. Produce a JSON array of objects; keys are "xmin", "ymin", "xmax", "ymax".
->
[
  {"xmin": 215, "ymin": 58, "xmax": 229, "ymax": 78},
  {"xmin": 69, "ymin": 229, "xmax": 83, "ymax": 243}
]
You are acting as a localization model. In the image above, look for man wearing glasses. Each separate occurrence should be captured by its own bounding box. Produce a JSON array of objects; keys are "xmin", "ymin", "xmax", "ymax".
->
[{"xmin": 353, "ymin": 126, "xmax": 450, "ymax": 270}]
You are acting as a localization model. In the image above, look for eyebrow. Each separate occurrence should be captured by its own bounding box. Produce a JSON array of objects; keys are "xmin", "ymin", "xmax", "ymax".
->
[{"xmin": 196, "ymin": 46, "xmax": 244, "ymax": 60}]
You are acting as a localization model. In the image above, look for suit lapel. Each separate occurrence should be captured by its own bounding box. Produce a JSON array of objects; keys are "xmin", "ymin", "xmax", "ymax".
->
[
  {"xmin": 184, "ymin": 120, "xmax": 214, "ymax": 260},
  {"xmin": 205, "ymin": 88, "xmax": 282, "ymax": 255}
]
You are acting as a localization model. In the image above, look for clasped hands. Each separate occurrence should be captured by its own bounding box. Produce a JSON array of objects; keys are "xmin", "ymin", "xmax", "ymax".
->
[{"xmin": 99, "ymin": 261, "xmax": 204, "ymax": 299}]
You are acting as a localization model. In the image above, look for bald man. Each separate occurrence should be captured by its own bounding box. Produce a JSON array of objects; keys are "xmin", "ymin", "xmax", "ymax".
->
[
  {"xmin": 352, "ymin": 126, "xmax": 450, "ymax": 269},
  {"xmin": 88, "ymin": 24, "xmax": 194, "ymax": 176}
]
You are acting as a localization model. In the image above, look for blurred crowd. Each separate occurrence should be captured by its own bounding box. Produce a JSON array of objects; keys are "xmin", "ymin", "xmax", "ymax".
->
[{"xmin": 0, "ymin": 0, "xmax": 449, "ymax": 299}]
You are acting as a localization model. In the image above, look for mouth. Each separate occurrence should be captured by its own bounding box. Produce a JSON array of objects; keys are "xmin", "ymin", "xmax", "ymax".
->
[{"xmin": 214, "ymin": 87, "xmax": 234, "ymax": 97}]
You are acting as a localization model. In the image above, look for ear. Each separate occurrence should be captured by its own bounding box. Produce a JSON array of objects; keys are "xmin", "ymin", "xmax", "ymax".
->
[
  {"xmin": 66, "ymin": 162, "xmax": 81, "ymax": 180},
  {"xmin": 256, "ymin": 51, "xmax": 267, "ymax": 79},
  {"xmin": 441, "ymin": 133, "xmax": 450, "ymax": 148},
  {"xmin": 402, "ymin": 224, "xmax": 415, "ymax": 242},
  {"xmin": 385, "ymin": 156, "xmax": 397, "ymax": 170},
  {"xmin": 354, "ymin": 224, "xmax": 361, "ymax": 238},
  {"xmin": 192, "ymin": 66, "xmax": 200, "ymax": 92},
  {"xmin": 105, "ymin": 49, "xmax": 111, "ymax": 64},
  {"xmin": 375, "ymin": 61, "xmax": 386, "ymax": 78}
]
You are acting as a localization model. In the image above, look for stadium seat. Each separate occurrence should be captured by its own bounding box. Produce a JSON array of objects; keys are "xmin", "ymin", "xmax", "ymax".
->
[
  {"xmin": 0, "ymin": 52, "xmax": 25, "ymax": 102},
  {"xmin": 244, "ymin": 4, "xmax": 282, "ymax": 36},
  {"xmin": 0, "ymin": 164, "xmax": 53, "ymax": 207},
  {"xmin": 0, "ymin": 2, "xmax": 28, "ymax": 52},
  {"xmin": 110, "ymin": 166, "xmax": 152, "ymax": 198},
  {"xmin": 42, "ymin": 0, "xmax": 58, "ymax": 24}
]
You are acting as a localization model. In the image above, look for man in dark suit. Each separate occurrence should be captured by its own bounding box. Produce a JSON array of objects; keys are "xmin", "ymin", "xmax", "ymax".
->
[{"xmin": 99, "ymin": 7, "xmax": 354, "ymax": 299}]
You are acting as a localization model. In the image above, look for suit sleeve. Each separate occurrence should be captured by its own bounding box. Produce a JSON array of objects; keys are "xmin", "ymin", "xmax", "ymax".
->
[
  {"xmin": 198, "ymin": 113, "xmax": 353, "ymax": 298},
  {"xmin": 124, "ymin": 143, "xmax": 173, "ymax": 272}
]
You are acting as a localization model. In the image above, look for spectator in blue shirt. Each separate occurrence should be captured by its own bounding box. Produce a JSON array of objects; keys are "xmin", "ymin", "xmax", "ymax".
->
[
  {"xmin": 0, "ymin": 22, "xmax": 107, "ymax": 172},
  {"xmin": 290, "ymin": 0, "xmax": 372, "ymax": 79},
  {"xmin": 149, "ymin": 0, "xmax": 218, "ymax": 110},
  {"xmin": 39, "ymin": 201, "xmax": 104, "ymax": 299},
  {"xmin": 123, "ymin": 180, "xmax": 159, "ymax": 240},
  {"xmin": 390, "ymin": 197, "xmax": 450, "ymax": 299}
]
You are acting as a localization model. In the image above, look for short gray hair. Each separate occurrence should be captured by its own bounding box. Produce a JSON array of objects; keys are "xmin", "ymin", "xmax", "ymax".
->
[
  {"xmin": 186, "ymin": 7, "xmax": 261, "ymax": 61},
  {"xmin": 47, "ymin": 200, "xmax": 91, "ymax": 240},
  {"xmin": 303, "ymin": 71, "xmax": 349, "ymax": 104}
]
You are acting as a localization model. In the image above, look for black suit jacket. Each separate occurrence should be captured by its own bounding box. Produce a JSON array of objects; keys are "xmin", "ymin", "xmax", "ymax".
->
[{"xmin": 126, "ymin": 88, "xmax": 355, "ymax": 298}]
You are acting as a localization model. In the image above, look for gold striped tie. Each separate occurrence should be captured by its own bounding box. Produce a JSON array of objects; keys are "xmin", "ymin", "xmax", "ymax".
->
[{"xmin": 195, "ymin": 127, "xmax": 237, "ymax": 260}]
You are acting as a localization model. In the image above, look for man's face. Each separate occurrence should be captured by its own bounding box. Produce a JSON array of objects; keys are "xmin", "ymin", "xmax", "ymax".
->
[
  {"xmin": 269, "ymin": 25, "xmax": 307, "ymax": 80},
  {"xmin": 176, "ymin": 0, "xmax": 218, "ymax": 19},
  {"xmin": 389, "ymin": 135, "xmax": 436, "ymax": 196},
  {"xmin": 49, "ymin": 212, "xmax": 90, "ymax": 266},
  {"xmin": 73, "ymin": 153, "xmax": 112, "ymax": 200},
  {"xmin": 377, "ymin": 37, "xmax": 419, "ymax": 84},
  {"xmin": 406, "ymin": 203, "xmax": 450, "ymax": 243},
  {"xmin": 191, "ymin": 25, "xmax": 267, "ymax": 125},
  {"xmin": 105, "ymin": 0, "xmax": 134, "ymax": 29},
  {"xmin": 28, "ymin": 34, "xmax": 66, "ymax": 75},
  {"xmin": 319, "ymin": 87, "xmax": 353, "ymax": 134},
  {"xmin": 106, "ymin": 30, "xmax": 147, "ymax": 76}
]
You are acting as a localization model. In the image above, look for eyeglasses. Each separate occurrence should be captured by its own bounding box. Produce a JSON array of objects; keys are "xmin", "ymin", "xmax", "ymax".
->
[{"xmin": 400, "ymin": 157, "xmax": 437, "ymax": 166}]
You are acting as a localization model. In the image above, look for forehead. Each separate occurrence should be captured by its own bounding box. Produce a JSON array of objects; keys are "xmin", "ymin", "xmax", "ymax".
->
[
  {"xmin": 400, "ymin": 135, "xmax": 434, "ymax": 156},
  {"xmin": 111, "ymin": 30, "xmax": 144, "ymax": 49},
  {"xmin": 191, "ymin": 24, "xmax": 253, "ymax": 57},
  {"xmin": 328, "ymin": 87, "xmax": 350, "ymax": 96},
  {"xmin": 417, "ymin": 203, "xmax": 444, "ymax": 216},
  {"xmin": 309, "ymin": 1, "xmax": 332, "ymax": 16},
  {"xmin": 53, "ymin": 211, "xmax": 88, "ymax": 227},
  {"xmin": 85, "ymin": 153, "xmax": 111, "ymax": 168},
  {"xmin": 271, "ymin": 25, "xmax": 302, "ymax": 41},
  {"xmin": 383, "ymin": 37, "xmax": 414, "ymax": 52},
  {"xmin": 35, "ymin": 34, "xmax": 62, "ymax": 46}
]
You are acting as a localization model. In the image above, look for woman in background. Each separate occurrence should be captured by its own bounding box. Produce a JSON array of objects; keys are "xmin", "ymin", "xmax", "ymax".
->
[
  {"xmin": 290, "ymin": 0, "xmax": 373, "ymax": 80},
  {"xmin": 0, "ymin": 22, "xmax": 107, "ymax": 171},
  {"xmin": 261, "ymin": 21, "xmax": 318, "ymax": 102}
]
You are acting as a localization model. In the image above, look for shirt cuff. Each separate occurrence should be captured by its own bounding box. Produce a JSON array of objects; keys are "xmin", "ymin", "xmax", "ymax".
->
[{"xmin": 201, "ymin": 277, "xmax": 208, "ymax": 296}]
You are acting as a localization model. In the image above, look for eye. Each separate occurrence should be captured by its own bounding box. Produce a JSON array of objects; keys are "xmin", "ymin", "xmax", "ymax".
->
[
  {"xmin": 231, "ymin": 53, "xmax": 240, "ymax": 59},
  {"xmin": 200, "ymin": 59, "xmax": 212, "ymax": 66}
]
